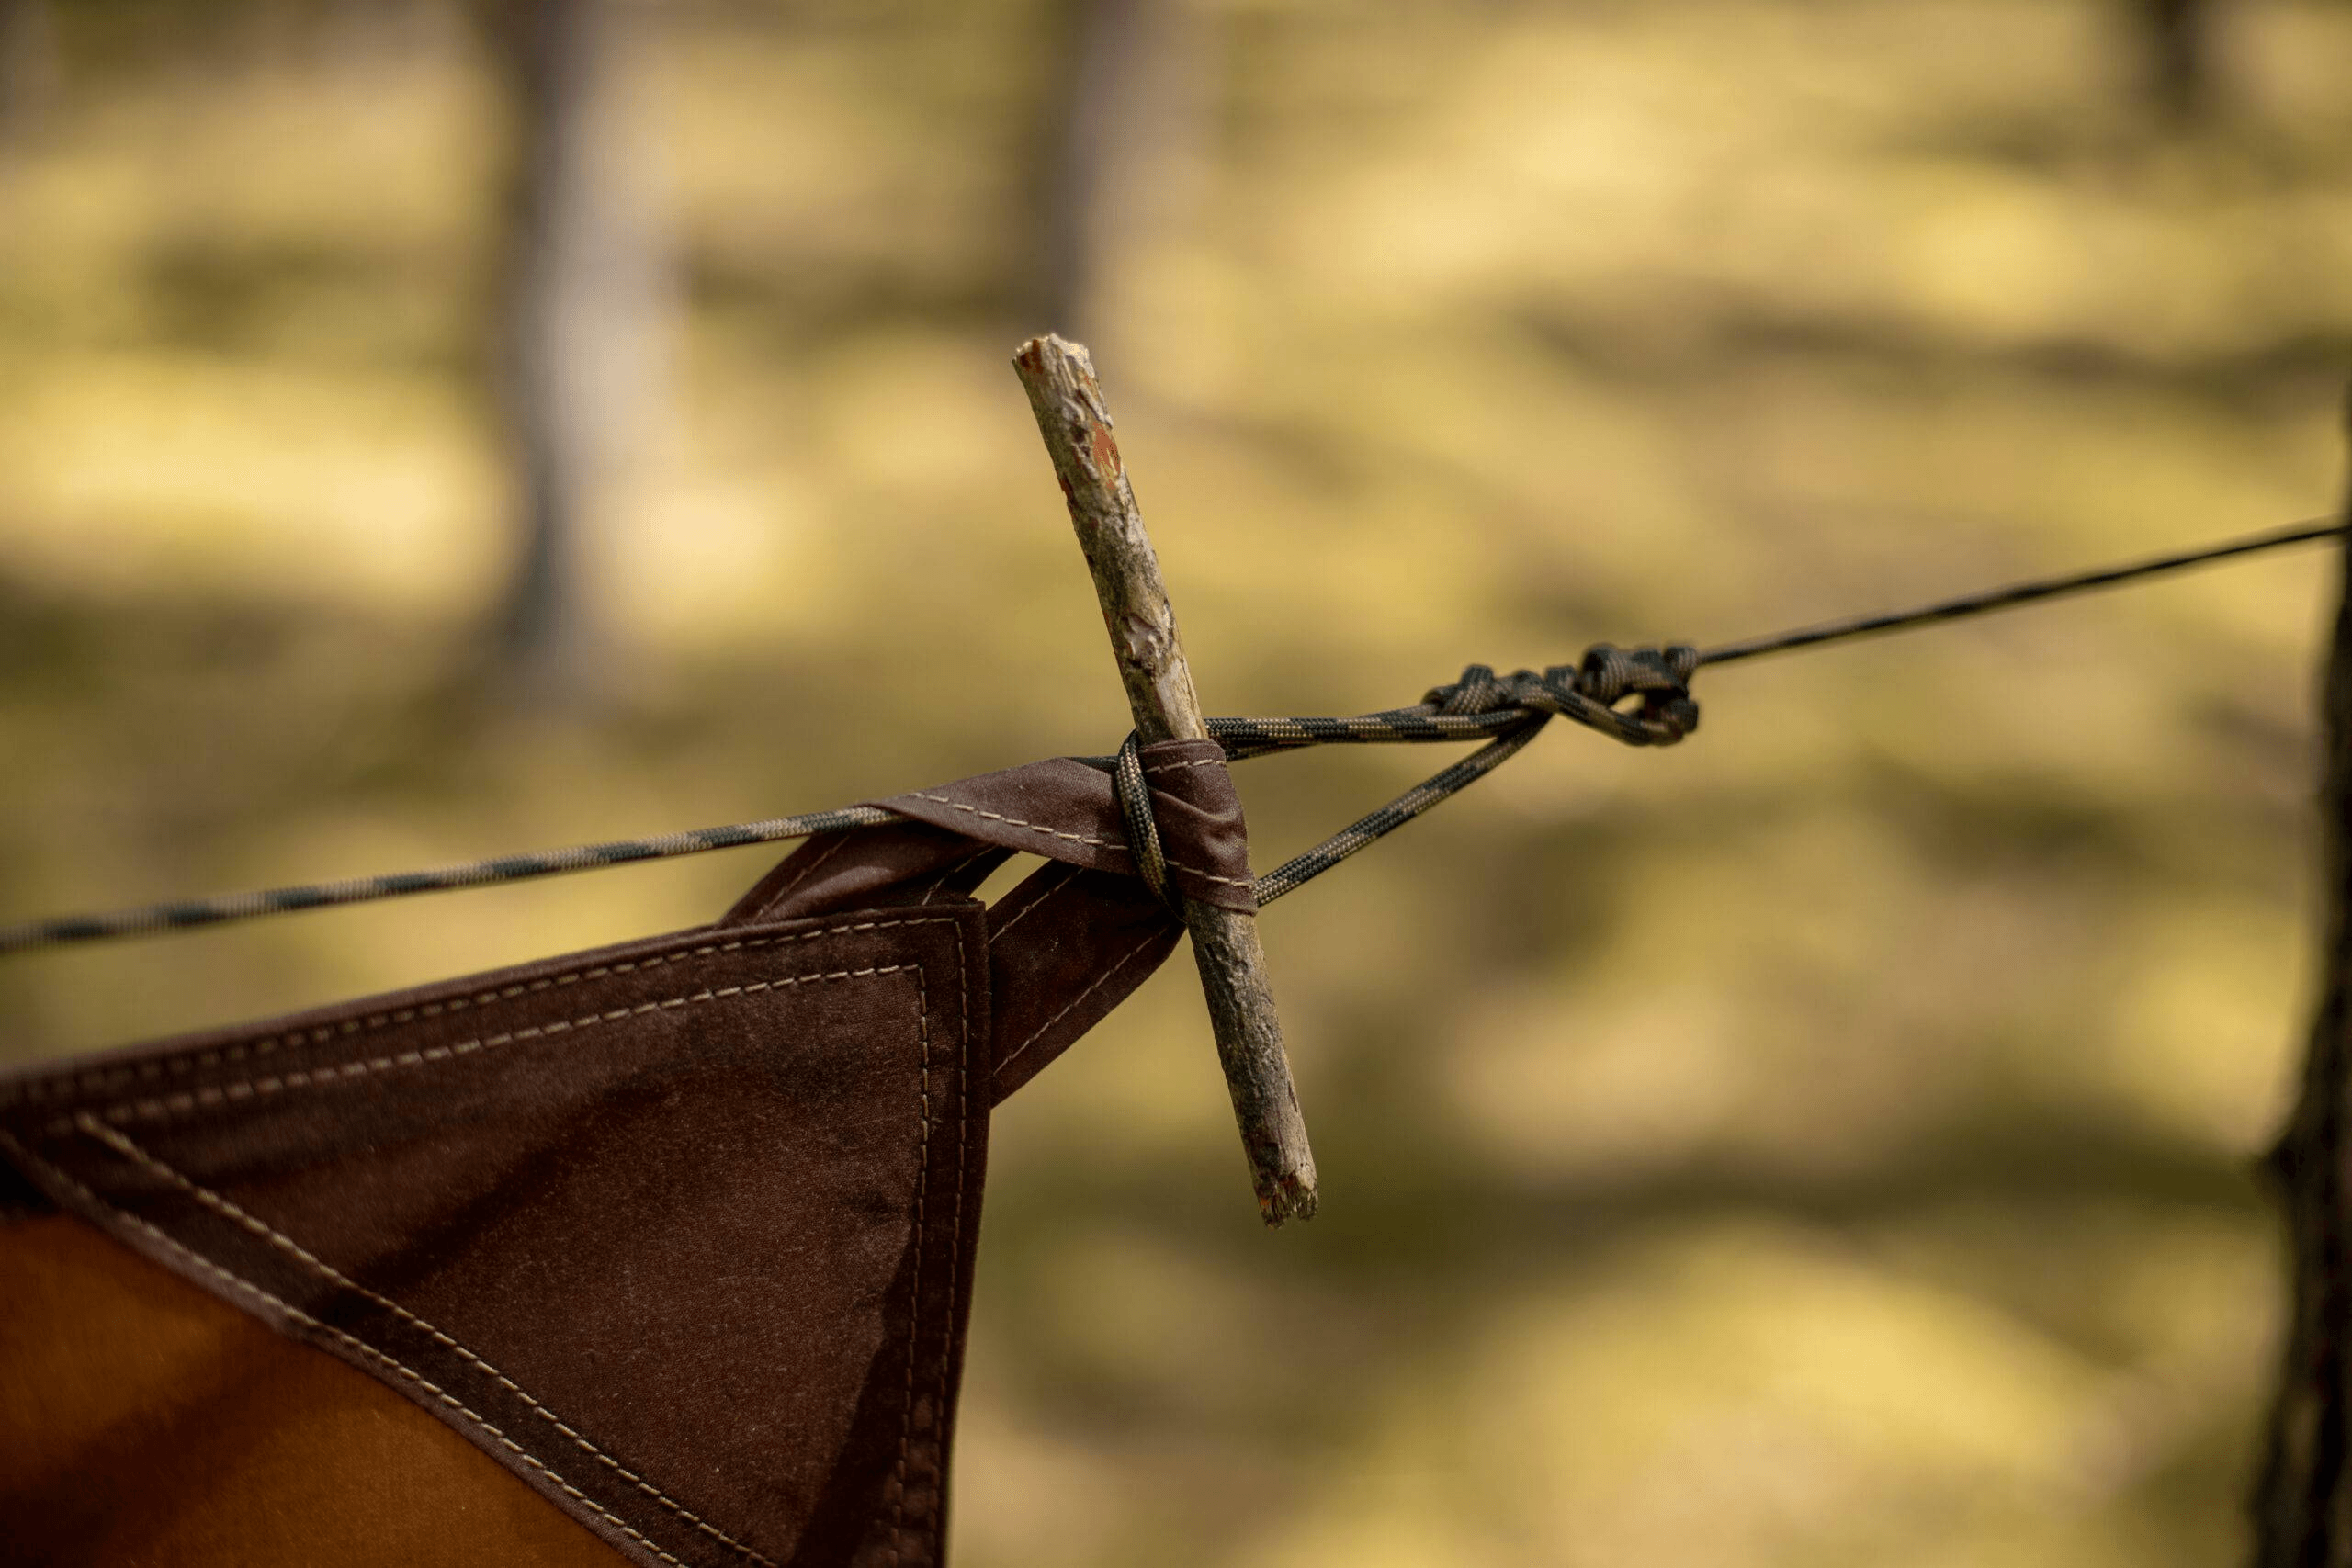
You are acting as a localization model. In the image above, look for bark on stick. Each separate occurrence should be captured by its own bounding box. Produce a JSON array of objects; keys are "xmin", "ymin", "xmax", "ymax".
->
[{"xmin": 1012, "ymin": 333, "xmax": 1318, "ymax": 1225}]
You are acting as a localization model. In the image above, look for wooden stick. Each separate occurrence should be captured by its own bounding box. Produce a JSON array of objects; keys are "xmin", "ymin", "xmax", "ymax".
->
[{"xmin": 1012, "ymin": 333, "xmax": 1318, "ymax": 1225}]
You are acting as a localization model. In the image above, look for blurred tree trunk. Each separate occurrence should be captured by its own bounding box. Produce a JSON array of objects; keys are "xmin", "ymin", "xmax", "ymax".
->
[
  {"xmin": 481, "ymin": 0, "xmax": 666, "ymax": 704},
  {"xmin": 1039, "ymin": 0, "xmax": 1141, "ymax": 343},
  {"xmin": 0, "ymin": 0, "xmax": 61, "ymax": 136},
  {"xmin": 1036, "ymin": 0, "xmax": 1202, "ymax": 351},
  {"xmin": 2134, "ymin": 0, "xmax": 2214, "ymax": 123},
  {"xmin": 2254, "ymin": 401, "xmax": 2352, "ymax": 1566}
]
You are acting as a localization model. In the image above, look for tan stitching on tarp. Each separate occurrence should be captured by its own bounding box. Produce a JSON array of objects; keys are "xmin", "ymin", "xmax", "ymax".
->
[
  {"xmin": 888, "ymin": 965, "xmax": 932, "ymax": 1563},
  {"xmin": 1160, "ymin": 857, "xmax": 1252, "ymax": 888},
  {"xmin": 80, "ymin": 935, "xmax": 956, "ymax": 1127},
  {"xmin": 919, "ymin": 847, "xmax": 995, "ymax": 908},
  {"xmin": 881, "ymin": 914, "xmax": 974, "ymax": 1567},
  {"xmin": 937, "ymin": 919, "xmax": 971, "ymax": 1550},
  {"xmin": 75, "ymin": 1116, "xmax": 781, "ymax": 1568},
  {"xmin": 984, "ymin": 862, "xmax": 1078, "ymax": 949},
  {"xmin": 4, "ymin": 917, "xmax": 957, "ymax": 1108},
  {"xmin": 906, "ymin": 794, "xmax": 1120, "ymax": 851},
  {"xmin": 0, "ymin": 1130, "xmax": 697, "ymax": 1568},
  {"xmin": 11, "ymin": 917, "xmax": 983, "ymax": 1562},
  {"xmin": 764, "ymin": 830, "xmax": 853, "ymax": 908},
  {"xmin": 899, "ymin": 795, "xmax": 1248, "ymax": 892},
  {"xmin": 993, "ymin": 925, "xmax": 1168, "ymax": 1082}
]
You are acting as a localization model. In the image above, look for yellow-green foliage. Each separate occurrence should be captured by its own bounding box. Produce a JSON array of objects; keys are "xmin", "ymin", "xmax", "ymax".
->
[{"xmin": 1, "ymin": 2, "xmax": 2348, "ymax": 1562}]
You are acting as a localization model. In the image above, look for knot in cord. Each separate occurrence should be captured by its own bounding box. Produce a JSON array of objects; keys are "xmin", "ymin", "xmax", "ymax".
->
[
  {"xmin": 11, "ymin": 517, "xmax": 2337, "ymax": 954},
  {"xmin": 1424, "ymin": 643, "xmax": 1701, "ymax": 747}
]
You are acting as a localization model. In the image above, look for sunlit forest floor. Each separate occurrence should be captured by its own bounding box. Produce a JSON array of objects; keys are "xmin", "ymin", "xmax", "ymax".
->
[{"xmin": 4, "ymin": 1, "xmax": 2351, "ymax": 1562}]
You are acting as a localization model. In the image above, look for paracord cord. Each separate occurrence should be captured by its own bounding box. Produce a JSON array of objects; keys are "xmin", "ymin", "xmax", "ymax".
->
[{"xmin": 2, "ymin": 517, "xmax": 2338, "ymax": 953}]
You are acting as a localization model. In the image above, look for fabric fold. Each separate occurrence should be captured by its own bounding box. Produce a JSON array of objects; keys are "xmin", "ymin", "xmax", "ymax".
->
[{"xmin": 871, "ymin": 739, "xmax": 1255, "ymax": 913}]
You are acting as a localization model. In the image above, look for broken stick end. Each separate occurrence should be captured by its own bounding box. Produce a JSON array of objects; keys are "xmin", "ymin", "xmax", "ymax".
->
[{"xmin": 1257, "ymin": 1168, "xmax": 1319, "ymax": 1228}]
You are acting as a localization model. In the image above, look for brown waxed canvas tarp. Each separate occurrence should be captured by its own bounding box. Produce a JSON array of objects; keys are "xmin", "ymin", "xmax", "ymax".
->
[{"xmin": 0, "ymin": 741, "xmax": 1252, "ymax": 1568}]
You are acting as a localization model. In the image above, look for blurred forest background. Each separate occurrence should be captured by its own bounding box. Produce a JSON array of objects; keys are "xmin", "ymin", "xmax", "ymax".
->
[{"xmin": 2, "ymin": 0, "xmax": 2349, "ymax": 1562}]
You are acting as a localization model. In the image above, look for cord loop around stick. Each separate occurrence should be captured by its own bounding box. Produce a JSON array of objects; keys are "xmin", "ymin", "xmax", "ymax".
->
[{"xmin": 1111, "ymin": 731, "xmax": 1183, "ymax": 914}]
